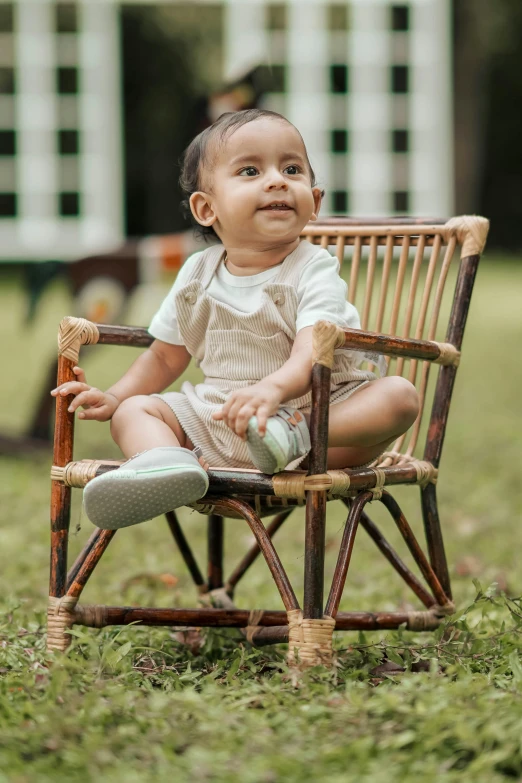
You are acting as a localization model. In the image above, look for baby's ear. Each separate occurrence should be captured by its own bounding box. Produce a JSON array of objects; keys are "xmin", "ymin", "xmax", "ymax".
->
[
  {"xmin": 189, "ymin": 192, "xmax": 217, "ymax": 228},
  {"xmin": 310, "ymin": 187, "xmax": 325, "ymax": 222}
]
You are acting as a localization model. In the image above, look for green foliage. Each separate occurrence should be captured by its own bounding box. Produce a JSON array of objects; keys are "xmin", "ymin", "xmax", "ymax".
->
[
  {"xmin": 0, "ymin": 259, "xmax": 522, "ymax": 780},
  {"xmin": 3, "ymin": 589, "xmax": 522, "ymax": 781}
]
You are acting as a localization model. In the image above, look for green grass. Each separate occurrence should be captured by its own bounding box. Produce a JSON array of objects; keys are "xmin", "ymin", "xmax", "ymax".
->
[{"xmin": 1, "ymin": 257, "xmax": 522, "ymax": 782}]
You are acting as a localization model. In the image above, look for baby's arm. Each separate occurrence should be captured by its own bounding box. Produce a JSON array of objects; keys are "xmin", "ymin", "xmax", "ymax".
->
[
  {"xmin": 263, "ymin": 325, "xmax": 314, "ymax": 402},
  {"xmin": 51, "ymin": 340, "xmax": 191, "ymax": 421}
]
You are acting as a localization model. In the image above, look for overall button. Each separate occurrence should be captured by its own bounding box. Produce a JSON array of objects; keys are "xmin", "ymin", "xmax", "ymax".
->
[
  {"xmin": 184, "ymin": 291, "xmax": 198, "ymax": 305},
  {"xmin": 273, "ymin": 292, "xmax": 285, "ymax": 305}
]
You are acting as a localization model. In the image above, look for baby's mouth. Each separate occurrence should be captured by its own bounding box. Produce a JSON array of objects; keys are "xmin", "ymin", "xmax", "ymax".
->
[{"xmin": 260, "ymin": 202, "xmax": 294, "ymax": 211}]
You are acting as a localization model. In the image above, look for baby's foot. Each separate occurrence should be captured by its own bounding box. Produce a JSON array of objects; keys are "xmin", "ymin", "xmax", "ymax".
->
[
  {"xmin": 246, "ymin": 407, "xmax": 311, "ymax": 475},
  {"xmin": 83, "ymin": 446, "xmax": 209, "ymax": 529}
]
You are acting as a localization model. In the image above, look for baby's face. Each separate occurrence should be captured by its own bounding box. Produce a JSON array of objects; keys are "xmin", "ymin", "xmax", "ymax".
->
[{"xmin": 191, "ymin": 118, "xmax": 322, "ymax": 248}]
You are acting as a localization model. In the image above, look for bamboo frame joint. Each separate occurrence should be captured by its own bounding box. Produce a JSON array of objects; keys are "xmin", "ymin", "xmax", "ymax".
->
[
  {"xmin": 74, "ymin": 603, "xmax": 108, "ymax": 628},
  {"xmin": 58, "ymin": 316, "xmax": 100, "ymax": 364},
  {"xmin": 443, "ymin": 215, "xmax": 489, "ymax": 258},
  {"xmin": 433, "ymin": 341, "xmax": 461, "ymax": 367},
  {"xmin": 273, "ymin": 470, "xmax": 353, "ymax": 500},
  {"xmin": 312, "ymin": 320, "xmax": 346, "ymax": 369}
]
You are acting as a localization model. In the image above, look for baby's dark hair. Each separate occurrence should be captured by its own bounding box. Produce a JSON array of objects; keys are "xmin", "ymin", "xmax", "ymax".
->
[{"xmin": 179, "ymin": 108, "xmax": 322, "ymax": 240}]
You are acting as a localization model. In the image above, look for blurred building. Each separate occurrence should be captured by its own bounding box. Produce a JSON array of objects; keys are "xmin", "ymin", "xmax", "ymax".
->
[{"xmin": 0, "ymin": 0, "xmax": 453, "ymax": 264}]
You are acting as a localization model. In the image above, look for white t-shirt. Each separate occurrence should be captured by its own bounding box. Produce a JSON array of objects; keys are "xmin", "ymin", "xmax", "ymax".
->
[{"xmin": 148, "ymin": 247, "xmax": 361, "ymax": 346}]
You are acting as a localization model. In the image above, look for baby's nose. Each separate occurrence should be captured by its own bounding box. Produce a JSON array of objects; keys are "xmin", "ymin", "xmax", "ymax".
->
[{"xmin": 265, "ymin": 173, "xmax": 288, "ymax": 189}]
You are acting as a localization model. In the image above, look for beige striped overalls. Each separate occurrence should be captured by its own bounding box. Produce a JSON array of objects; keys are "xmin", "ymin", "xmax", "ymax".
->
[{"xmin": 155, "ymin": 240, "xmax": 375, "ymax": 470}]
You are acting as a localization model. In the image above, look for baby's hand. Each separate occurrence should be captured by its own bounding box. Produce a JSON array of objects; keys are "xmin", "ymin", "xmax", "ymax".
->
[
  {"xmin": 50, "ymin": 366, "xmax": 120, "ymax": 422},
  {"xmin": 212, "ymin": 381, "xmax": 282, "ymax": 440}
]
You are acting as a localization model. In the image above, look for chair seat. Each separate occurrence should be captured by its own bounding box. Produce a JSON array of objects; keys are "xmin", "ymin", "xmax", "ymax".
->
[{"xmin": 51, "ymin": 452, "xmax": 437, "ymax": 520}]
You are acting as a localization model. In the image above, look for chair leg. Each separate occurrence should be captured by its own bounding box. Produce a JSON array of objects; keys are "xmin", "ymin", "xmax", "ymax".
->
[
  {"xmin": 325, "ymin": 492, "xmax": 370, "ymax": 618},
  {"xmin": 380, "ymin": 491, "xmax": 452, "ymax": 609},
  {"xmin": 299, "ymin": 486, "xmax": 337, "ymax": 666},
  {"xmin": 48, "ymin": 352, "xmax": 77, "ymax": 652},
  {"xmin": 205, "ymin": 497, "xmax": 299, "ymax": 611},
  {"xmin": 66, "ymin": 529, "xmax": 102, "ymax": 591},
  {"xmin": 354, "ymin": 504, "xmax": 436, "ymax": 609},
  {"xmin": 66, "ymin": 529, "xmax": 116, "ymax": 599},
  {"xmin": 49, "ymin": 527, "xmax": 116, "ymax": 653},
  {"xmin": 297, "ymin": 351, "xmax": 338, "ymax": 666},
  {"xmin": 303, "ymin": 359, "xmax": 331, "ymax": 619},
  {"xmin": 48, "ymin": 483, "xmax": 74, "ymax": 653},
  {"xmin": 225, "ymin": 508, "xmax": 293, "ymax": 597},
  {"xmin": 207, "ymin": 514, "xmax": 224, "ymax": 590},
  {"xmin": 421, "ymin": 483, "xmax": 452, "ymax": 599},
  {"xmin": 50, "ymin": 483, "xmax": 72, "ymax": 599},
  {"xmin": 303, "ymin": 490, "xmax": 327, "ymax": 618},
  {"xmin": 165, "ymin": 511, "xmax": 206, "ymax": 594}
]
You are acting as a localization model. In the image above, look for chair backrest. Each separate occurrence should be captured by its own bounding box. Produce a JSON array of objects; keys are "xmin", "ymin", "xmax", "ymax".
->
[{"xmin": 300, "ymin": 216, "xmax": 489, "ymax": 465}]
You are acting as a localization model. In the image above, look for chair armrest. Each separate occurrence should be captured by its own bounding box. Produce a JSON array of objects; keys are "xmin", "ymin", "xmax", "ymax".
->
[
  {"xmin": 312, "ymin": 321, "xmax": 460, "ymax": 368},
  {"xmin": 339, "ymin": 327, "xmax": 460, "ymax": 366},
  {"xmin": 95, "ymin": 323, "xmax": 154, "ymax": 348},
  {"xmin": 57, "ymin": 317, "xmax": 154, "ymax": 365}
]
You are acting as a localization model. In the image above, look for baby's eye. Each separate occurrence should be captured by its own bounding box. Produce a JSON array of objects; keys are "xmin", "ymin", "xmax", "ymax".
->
[
  {"xmin": 239, "ymin": 166, "xmax": 259, "ymax": 177},
  {"xmin": 284, "ymin": 164, "xmax": 302, "ymax": 175}
]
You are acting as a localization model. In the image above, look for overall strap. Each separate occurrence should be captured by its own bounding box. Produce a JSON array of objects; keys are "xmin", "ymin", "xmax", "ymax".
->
[{"xmin": 182, "ymin": 244, "xmax": 226, "ymax": 289}]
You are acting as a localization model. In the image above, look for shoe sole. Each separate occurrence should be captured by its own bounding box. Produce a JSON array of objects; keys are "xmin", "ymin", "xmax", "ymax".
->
[
  {"xmin": 246, "ymin": 418, "xmax": 287, "ymax": 474},
  {"xmin": 84, "ymin": 465, "xmax": 209, "ymax": 530}
]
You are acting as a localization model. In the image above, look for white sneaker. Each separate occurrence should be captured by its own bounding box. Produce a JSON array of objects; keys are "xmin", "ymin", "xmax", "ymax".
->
[
  {"xmin": 83, "ymin": 447, "xmax": 209, "ymax": 529},
  {"xmin": 246, "ymin": 407, "xmax": 311, "ymax": 475}
]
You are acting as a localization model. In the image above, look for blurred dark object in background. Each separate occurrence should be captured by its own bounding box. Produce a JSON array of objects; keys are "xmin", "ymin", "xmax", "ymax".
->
[
  {"xmin": 121, "ymin": 5, "xmax": 271, "ymax": 238},
  {"xmin": 454, "ymin": 0, "xmax": 522, "ymax": 249},
  {"xmin": 121, "ymin": 6, "xmax": 200, "ymax": 236}
]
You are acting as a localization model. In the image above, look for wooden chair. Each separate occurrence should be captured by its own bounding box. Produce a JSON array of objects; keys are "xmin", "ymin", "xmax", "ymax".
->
[{"xmin": 47, "ymin": 215, "xmax": 489, "ymax": 668}]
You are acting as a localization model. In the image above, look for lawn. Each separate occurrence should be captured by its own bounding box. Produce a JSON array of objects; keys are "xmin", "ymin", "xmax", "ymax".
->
[{"xmin": 1, "ymin": 255, "xmax": 522, "ymax": 782}]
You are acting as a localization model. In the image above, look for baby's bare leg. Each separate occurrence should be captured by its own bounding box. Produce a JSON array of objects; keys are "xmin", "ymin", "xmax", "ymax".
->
[
  {"xmin": 302, "ymin": 376, "xmax": 419, "ymax": 469},
  {"xmin": 110, "ymin": 396, "xmax": 194, "ymax": 459}
]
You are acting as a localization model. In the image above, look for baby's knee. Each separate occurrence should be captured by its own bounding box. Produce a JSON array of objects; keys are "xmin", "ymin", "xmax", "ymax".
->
[
  {"xmin": 387, "ymin": 377, "xmax": 420, "ymax": 426},
  {"xmin": 110, "ymin": 395, "xmax": 154, "ymax": 435}
]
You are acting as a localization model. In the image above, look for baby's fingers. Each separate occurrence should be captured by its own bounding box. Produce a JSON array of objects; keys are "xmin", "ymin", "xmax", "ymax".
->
[
  {"xmin": 77, "ymin": 405, "xmax": 111, "ymax": 422},
  {"xmin": 73, "ymin": 366, "xmax": 87, "ymax": 384},
  {"xmin": 254, "ymin": 406, "xmax": 270, "ymax": 437},
  {"xmin": 51, "ymin": 381, "xmax": 90, "ymax": 397},
  {"xmin": 234, "ymin": 405, "xmax": 257, "ymax": 439},
  {"xmin": 68, "ymin": 389, "xmax": 102, "ymax": 413}
]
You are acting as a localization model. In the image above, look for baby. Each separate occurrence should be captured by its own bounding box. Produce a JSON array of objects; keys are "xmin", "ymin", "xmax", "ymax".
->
[{"xmin": 51, "ymin": 109, "xmax": 419, "ymax": 530}]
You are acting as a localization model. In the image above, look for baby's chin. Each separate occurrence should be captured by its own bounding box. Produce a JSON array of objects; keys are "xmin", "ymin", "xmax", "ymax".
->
[
  {"xmin": 222, "ymin": 213, "xmax": 311, "ymax": 246},
  {"xmin": 252, "ymin": 212, "xmax": 310, "ymax": 237},
  {"xmin": 251, "ymin": 226, "xmax": 303, "ymax": 246}
]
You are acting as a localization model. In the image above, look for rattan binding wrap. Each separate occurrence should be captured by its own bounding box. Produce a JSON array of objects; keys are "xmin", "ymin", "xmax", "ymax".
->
[
  {"xmin": 369, "ymin": 468, "xmax": 386, "ymax": 500},
  {"xmin": 407, "ymin": 601, "xmax": 455, "ymax": 631},
  {"xmin": 312, "ymin": 320, "xmax": 346, "ymax": 368},
  {"xmin": 286, "ymin": 610, "xmax": 336, "ymax": 667},
  {"xmin": 51, "ymin": 460, "xmax": 122, "ymax": 487},
  {"xmin": 433, "ymin": 341, "xmax": 461, "ymax": 366},
  {"xmin": 74, "ymin": 604, "xmax": 108, "ymax": 628},
  {"xmin": 245, "ymin": 610, "xmax": 265, "ymax": 643},
  {"xmin": 58, "ymin": 316, "xmax": 99, "ymax": 364},
  {"xmin": 443, "ymin": 215, "xmax": 489, "ymax": 258},
  {"xmin": 47, "ymin": 595, "xmax": 78, "ymax": 652}
]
